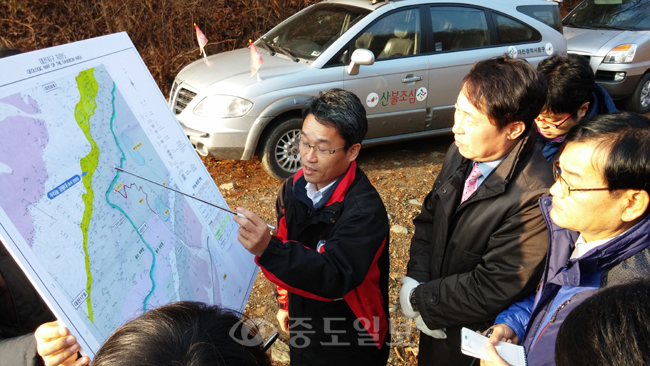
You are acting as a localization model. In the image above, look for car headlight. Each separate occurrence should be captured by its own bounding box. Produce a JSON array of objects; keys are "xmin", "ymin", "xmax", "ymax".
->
[
  {"xmin": 603, "ymin": 44, "xmax": 636, "ymax": 64},
  {"xmin": 193, "ymin": 95, "xmax": 253, "ymax": 118}
]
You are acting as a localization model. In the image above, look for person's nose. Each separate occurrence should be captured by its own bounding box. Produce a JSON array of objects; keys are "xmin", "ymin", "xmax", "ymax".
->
[
  {"xmin": 303, "ymin": 146, "xmax": 318, "ymax": 163},
  {"xmin": 549, "ymin": 179, "xmax": 564, "ymax": 198},
  {"xmin": 452, "ymin": 118, "xmax": 463, "ymax": 135}
]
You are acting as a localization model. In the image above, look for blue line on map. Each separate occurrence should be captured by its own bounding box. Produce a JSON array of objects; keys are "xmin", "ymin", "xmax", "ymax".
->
[
  {"xmin": 103, "ymin": 82, "xmax": 156, "ymax": 313},
  {"xmin": 47, "ymin": 174, "xmax": 82, "ymax": 199}
]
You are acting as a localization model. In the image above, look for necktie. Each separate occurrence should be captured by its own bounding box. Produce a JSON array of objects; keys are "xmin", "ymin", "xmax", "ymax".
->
[{"xmin": 461, "ymin": 161, "xmax": 482, "ymax": 203}]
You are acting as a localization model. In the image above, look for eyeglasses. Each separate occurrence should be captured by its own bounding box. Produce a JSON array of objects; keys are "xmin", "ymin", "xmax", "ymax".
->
[
  {"xmin": 297, "ymin": 137, "xmax": 345, "ymax": 156},
  {"xmin": 553, "ymin": 161, "xmax": 610, "ymax": 197},
  {"xmin": 535, "ymin": 114, "xmax": 572, "ymax": 129}
]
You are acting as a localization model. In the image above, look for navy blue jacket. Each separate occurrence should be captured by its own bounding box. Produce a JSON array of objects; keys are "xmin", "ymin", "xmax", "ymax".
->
[
  {"xmin": 495, "ymin": 196, "xmax": 650, "ymax": 366},
  {"xmin": 537, "ymin": 84, "xmax": 618, "ymax": 161}
]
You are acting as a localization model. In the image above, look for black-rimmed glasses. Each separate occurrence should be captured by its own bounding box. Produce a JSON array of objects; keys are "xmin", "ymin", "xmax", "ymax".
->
[
  {"xmin": 553, "ymin": 161, "xmax": 610, "ymax": 197},
  {"xmin": 297, "ymin": 137, "xmax": 345, "ymax": 156}
]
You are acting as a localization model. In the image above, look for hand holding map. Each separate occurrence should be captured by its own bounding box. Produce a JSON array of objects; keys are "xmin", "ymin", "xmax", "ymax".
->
[{"xmin": 35, "ymin": 321, "xmax": 90, "ymax": 366}]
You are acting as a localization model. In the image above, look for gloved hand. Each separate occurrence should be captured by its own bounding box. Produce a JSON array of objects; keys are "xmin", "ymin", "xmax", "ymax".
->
[
  {"xmin": 399, "ymin": 276, "xmax": 420, "ymax": 319},
  {"xmin": 415, "ymin": 315, "xmax": 447, "ymax": 339}
]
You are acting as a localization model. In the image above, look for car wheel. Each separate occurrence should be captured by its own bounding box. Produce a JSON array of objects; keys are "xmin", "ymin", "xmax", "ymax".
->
[
  {"xmin": 261, "ymin": 117, "xmax": 303, "ymax": 180},
  {"xmin": 624, "ymin": 73, "xmax": 650, "ymax": 114}
]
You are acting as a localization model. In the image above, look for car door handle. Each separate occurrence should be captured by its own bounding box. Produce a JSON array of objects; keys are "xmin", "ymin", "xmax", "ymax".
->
[{"xmin": 402, "ymin": 75, "xmax": 423, "ymax": 83}]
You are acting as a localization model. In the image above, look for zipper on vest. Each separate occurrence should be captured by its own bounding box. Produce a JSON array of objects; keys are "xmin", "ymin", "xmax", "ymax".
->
[{"xmin": 531, "ymin": 294, "xmax": 578, "ymax": 351}]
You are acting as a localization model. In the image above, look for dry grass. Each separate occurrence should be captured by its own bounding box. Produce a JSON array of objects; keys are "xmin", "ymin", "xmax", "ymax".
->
[
  {"xmin": 0, "ymin": 0, "xmax": 315, "ymax": 95},
  {"xmin": 2, "ymin": 0, "xmax": 581, "ymax": 95}
]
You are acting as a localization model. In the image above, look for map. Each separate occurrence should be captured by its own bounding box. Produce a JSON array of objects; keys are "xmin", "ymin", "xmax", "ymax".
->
[{"xmin": 0, "ymin": 33, "xmax": 258, "ymax": 357}]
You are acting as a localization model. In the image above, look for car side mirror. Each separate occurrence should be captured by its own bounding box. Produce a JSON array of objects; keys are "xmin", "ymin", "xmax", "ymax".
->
[{"xmin": 347, "ymin": 49, "xmax": 375, "ymax": 75}]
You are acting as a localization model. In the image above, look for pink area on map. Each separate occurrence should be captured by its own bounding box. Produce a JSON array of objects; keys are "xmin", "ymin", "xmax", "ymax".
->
[
  {"xmin": 2, "ymin": 93, "xmax": 41, "ymax": 114},
  {"xmin": 0, "ymin": 94, "xmax": 50, "ymax": 247},
  {"xmin": 182, "ymin": 200, "xmax": 220, "ymax": 303}
]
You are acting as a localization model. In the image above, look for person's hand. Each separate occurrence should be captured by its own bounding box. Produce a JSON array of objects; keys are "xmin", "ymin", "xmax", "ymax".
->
[
  {"xmin": 399, "ymin": 276, "xmax": 420, "ymax": 319},
  {"xmin": 35, "ymin": 321, "xmax": 90, "ymax": 366},
  {"xmin": 483, "ymin": 323, "xmax": 519, "ymax": 345},
  {"xmin": 276, "ymin": 309, "xmax": 289, "ymax": 332},
  {"xmin": 414, "ymin": 315, "xmax": 446, "ymax": 339},
  {"xmin": 480, "ymin": 343, "xmax": 512, "ymax": 366},
  {"xmin": 233, "ymin": 207, "xmax": 273, "ymax": 256}
]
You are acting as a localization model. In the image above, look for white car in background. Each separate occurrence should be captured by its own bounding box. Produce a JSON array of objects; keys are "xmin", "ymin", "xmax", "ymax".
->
[
  {"xmin": 169, "ymin": 0, "xmax": 566, "ymax": 179},
  {"xmin": 564, "ymin": 0, "xmax": 650, "ymax": 113}
]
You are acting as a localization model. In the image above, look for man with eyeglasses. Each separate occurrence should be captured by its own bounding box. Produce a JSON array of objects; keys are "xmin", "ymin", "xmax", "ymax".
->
[
  {"xmin": 481, "ymin": 112, "xmax": 650, "ymax": 366},
  {"xmin": 400, "ymin": 55, "xmax": 554, "ymax": 366},
  {"xmin": 535, "ymin": 55, "xmax": 617, "ymax": 162},
  {"xmin": 234, "ymin": 89, "xmax": 390, "ymax": 365}
]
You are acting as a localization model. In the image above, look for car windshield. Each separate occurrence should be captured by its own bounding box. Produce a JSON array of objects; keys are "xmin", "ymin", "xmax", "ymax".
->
[
  {"xmin": 563, "ymin": 0, "xmax": 650, "ymax": 31},
  {"xmin": 261, "ymin": 4, "xmax": 370, "ymax": 61}
]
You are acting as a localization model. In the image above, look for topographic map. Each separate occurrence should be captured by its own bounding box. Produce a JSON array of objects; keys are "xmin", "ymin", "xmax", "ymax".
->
[{"xmin": 0, "ymin": 33, "xmax": 257, "ymax": 356}]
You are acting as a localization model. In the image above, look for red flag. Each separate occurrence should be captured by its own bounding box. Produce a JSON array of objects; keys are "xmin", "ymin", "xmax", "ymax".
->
[
  {"xmin": 194, "ymin": 23, "xmax": 208, "ymax": 56},
  {"xmin": 250, "ymin": 39, "xmax": 263, "ymax": 76}
]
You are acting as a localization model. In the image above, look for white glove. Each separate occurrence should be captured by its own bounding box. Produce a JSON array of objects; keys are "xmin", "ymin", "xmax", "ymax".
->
[
  {"xmin": 399, "ymin": 276, "xmax": 420, "ymax": 319},
  {"xmin": 415, "ymin": 315, "xmax": 447, "ymax": 339}
]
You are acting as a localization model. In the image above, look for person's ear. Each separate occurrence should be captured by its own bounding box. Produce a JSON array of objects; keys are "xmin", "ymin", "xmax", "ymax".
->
[
  {"xmin": 506, "ymin": 121, "xmax": 526, "ymax": 140},
  {"xmin": 576, "ymin": 101, "xmax": 590, "ymax": 121},
  {"xmin": 621, "ymin": 190, "xmax": 650, "ymax": 222},
  {"xmin": 347, "ymin": 143, "xmax": 361, "ymax": 162}
]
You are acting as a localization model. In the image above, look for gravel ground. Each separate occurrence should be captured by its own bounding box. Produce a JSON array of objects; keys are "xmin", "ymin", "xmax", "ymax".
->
[{"xmin": 202, "ymin": 134, "xmax": 454, "ymax": 365}]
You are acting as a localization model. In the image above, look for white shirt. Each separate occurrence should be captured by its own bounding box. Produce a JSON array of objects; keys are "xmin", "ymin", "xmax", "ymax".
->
[
  {"xmin": 570, "ymin": 224, "xmax": 637, "ymax": 259},
  {"xmin": 305, "ymin": 180, "xmax": 337, "ymax": 206}
]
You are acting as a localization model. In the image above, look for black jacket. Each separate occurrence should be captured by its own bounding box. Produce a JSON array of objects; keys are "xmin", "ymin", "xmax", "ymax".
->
[
  {"xmin": 256, "ymin": 162, "xmax": 390, "ymax": 366},
  {"xmin": 407, "ymin": 129, "xmax": 553, "ymax": 365},
  {"xmin": 0, "ymin": 242, "xmax": 55, "ymax": 366}
]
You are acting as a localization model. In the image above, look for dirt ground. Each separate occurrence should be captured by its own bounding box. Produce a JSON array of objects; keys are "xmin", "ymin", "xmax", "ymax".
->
[{"xmin": 202, "ymin": 134, "xmax": 454, "ymax": 365}]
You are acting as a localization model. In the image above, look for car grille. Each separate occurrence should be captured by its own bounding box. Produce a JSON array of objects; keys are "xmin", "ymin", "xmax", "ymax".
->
[
  {"xmin": 595, "ymin": 70, "xmax": 618, "ymax": 82},
  {"xmin": 568, "ymin": 52, "xmax": 591, "ymax": 63},
  {"xmin": 170, "ymin": 82, "xmax": 197, "ymax": 115}
]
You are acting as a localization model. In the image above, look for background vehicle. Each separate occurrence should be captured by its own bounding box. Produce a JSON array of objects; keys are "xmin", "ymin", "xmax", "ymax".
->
[
  {"xmin": 169, "ymin": 0, "xmax": 566, "ymax": 179},
  {"xmin": 563, "ymin": 0, "xmax": 650, "ymax": 113}
]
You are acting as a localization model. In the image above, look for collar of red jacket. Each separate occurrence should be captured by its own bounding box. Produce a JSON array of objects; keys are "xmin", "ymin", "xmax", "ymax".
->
[{"xmin": 292, "ymin": 161, "xmax": 357, "ymax": 208}]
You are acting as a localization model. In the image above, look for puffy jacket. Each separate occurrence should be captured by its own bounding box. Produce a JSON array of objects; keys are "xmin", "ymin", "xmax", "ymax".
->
[
  {"xmin": 256, "ymin": 162, "xmax": 390, "ymax": 365},
  {"xmin": 407, "ymin": 128, "xmax": 553, "ymax": 365},
  {"xmin": 0, "ymin": 242, "xmax": 55, "ymax": 366},
  {"xmin": 496, "ymin": 197, "xmax": 650, "ymax": 366}
]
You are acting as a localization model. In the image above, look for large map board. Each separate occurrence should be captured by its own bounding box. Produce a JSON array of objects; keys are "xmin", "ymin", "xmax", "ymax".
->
[{"xmin": 0, "ymin": 32, "xmax": 258, "ymax": 357}]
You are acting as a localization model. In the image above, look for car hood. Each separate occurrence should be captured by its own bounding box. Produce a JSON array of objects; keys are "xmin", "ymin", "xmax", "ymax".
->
[
  {"xmin": 176, "ymin": 48, "xmax": 309, "ymax": 93},
  {"xmin": 564, "ymin": 26, "xmax": 645, "ymax": 56}
]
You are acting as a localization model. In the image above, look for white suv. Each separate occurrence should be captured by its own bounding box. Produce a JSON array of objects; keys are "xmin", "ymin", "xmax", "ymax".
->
[{"xmin": 169, "ymin": 0, "xmax": 566, "ymax": 179}]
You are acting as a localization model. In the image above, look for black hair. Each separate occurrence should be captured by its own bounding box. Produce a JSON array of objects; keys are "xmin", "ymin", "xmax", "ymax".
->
[
  {"xmin": 91, "ymin": 301, "xmax": 272, "ymax": 366},
  {"xmin": 461, "ymin": 54, "xmax": 547, "ymax": 131},
  {"xmin": 564, "ymin": 111, "xmax": 650, "ymax": 198},
  {"xmin": 555, "ymin": 280, "xmax": 650, "ymax": 366},
  {"xmin": 302, "ymin": 88, "xmax": 368, "ymax": 149},
  {"xmin": 537, "ymin": 54, "xmax": 595, "ymax": 116}
]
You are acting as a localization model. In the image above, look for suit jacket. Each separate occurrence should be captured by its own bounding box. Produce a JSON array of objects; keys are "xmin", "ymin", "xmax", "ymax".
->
[{"xmin": 407, "ymin": 128, "xmax": 553, "ymax": 365}]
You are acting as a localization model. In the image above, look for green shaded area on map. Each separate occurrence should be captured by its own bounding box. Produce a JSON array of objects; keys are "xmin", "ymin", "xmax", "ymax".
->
[
  {"xmin": 214, "ymin": 215, "xmax": 231, "ymax": 241},
  {"xmin": 74, "ymin": 68, "xmax": 99, "ymax": 322}
]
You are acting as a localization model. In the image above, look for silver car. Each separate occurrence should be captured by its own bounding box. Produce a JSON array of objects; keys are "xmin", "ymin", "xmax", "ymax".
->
[
  {"xmin": 564, "ymin": 0, "xmax": 650, "ymax": 113},
  {"xmin": 169, "ymin": 0, "xmax": 566, "ymax": 179}
]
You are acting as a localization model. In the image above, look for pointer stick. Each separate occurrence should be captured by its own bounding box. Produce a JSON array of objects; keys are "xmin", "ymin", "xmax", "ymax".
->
[{"xmin": 114, "ymin": 167, "xmax": 274, "ymax": 230}]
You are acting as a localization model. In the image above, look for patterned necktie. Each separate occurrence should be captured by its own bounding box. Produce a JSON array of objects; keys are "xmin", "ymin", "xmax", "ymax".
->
[{"xmin": 461, "ymin": 161, "xmax": 482, "ymax": 203}]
